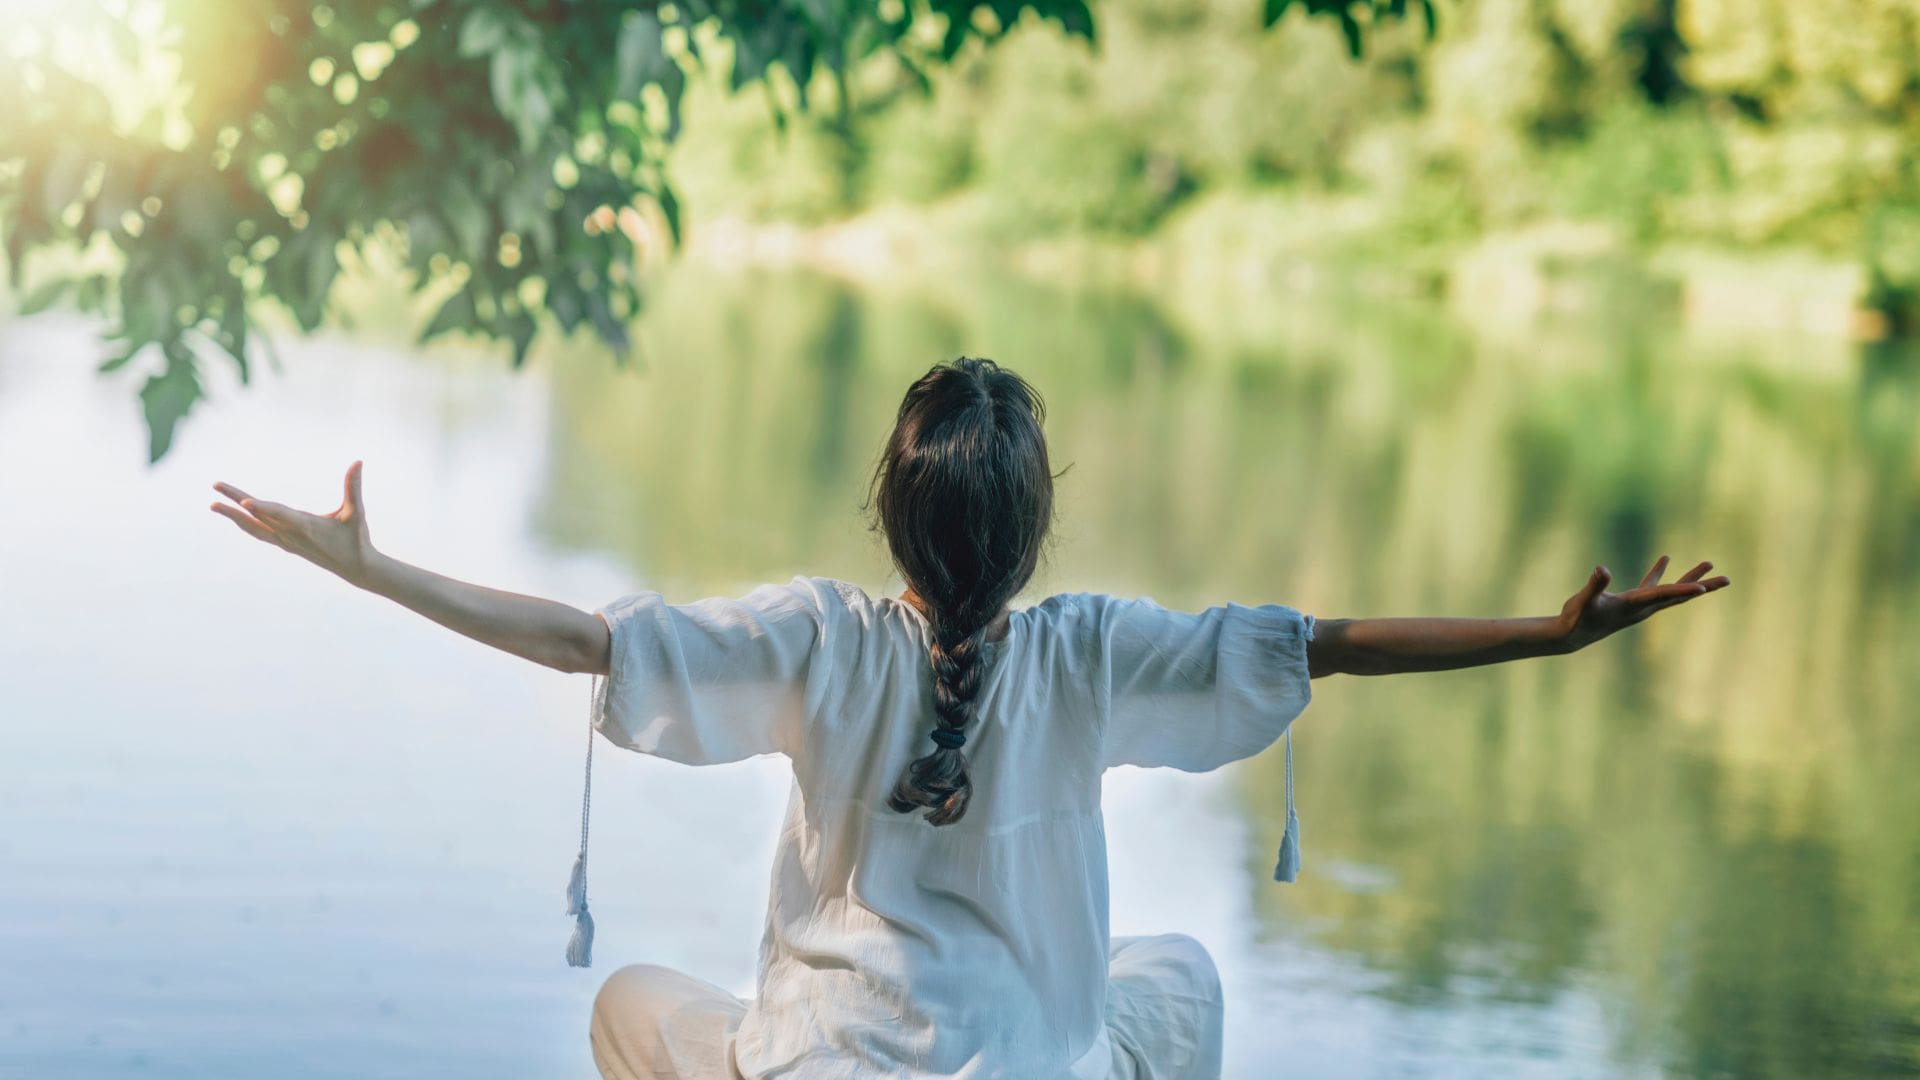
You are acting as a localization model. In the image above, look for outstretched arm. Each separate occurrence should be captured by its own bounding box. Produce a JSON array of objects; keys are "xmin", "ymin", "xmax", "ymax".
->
[
  {"xmin": 210, "ymin": 462, "xmax": 611, "ymax": 675},
  {"xmin": 1306, "ymin": 558, "xmax": 1731, "ymax": 678}
]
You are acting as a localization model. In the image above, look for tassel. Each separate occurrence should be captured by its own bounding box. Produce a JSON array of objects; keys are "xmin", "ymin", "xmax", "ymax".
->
[
  {"xmin": 566, "ymin": 905, "xmax": 595, "ymax": 968},
  {"xmin": 1272, "ymin": 728, "xmax": 1303, "ymax": 883},
  {"xmin": 565, "ymin": 851, "xmax": 588, "ymax": 916},
  {"xmin": 1273, "ymin": 806, "xmax": 1302, "ymax": 883}
]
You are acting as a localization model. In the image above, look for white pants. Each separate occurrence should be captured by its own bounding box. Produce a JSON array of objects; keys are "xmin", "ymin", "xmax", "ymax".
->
[{"xmin": 590, "ymin": 933, "xmax": 1224, "ymax": 1080}]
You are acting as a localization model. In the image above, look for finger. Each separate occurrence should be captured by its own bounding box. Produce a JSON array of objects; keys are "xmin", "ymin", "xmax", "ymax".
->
[
  {"xmin": 210, "ymin": 502, "xmax": 283, "ymax": 547},
  {"xmin": 342, "ymin": 460, "xmax": 364, "ymax": 514},
  {"xmin": 1625, "ymin": 581, "xmax": 1710, "ymax": 605},
  {"xmin": 241, "ymin": 497, "xmax": 300, "ymax": 524},
  {"xmin": 241, "ymin": 498, "xmax": 323, "ymax": 536},
  {"xmin": 1639, "ymin": 575, "xmax": 1730, "ymax": 597},
  {"xmin": 1677, "ymin": 560, "xmax": 1713, "ymax": 584},
  {"xmin": 1630, "ymin": 598, "xmax": 1688, "ymax": 623},
  {"xmin": 212, "ymin": 481, "xmax": 256, "ymax": 506},
  {"xmin": 1575, "ymin": 565, "xmax": 1612, "ymax": 607},
  {"xmin": 1633, "ymin": 576, "xmax": 1733, "ymax": 614},
  {"xmin": 1626, "ymin": 576, "xmax": 1733, "ymax": 623},
  {"xmin": 1638, "ymin": 555, "xmax": 1669, "ymax": 589},
  {"xmin": 1636, "ymin": 590, "xmax": 1711, "ymax": 619}
]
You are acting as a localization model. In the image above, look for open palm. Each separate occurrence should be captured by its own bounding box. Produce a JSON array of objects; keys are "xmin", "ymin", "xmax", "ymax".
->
[
  {"xmin": 1557, "ymin": 556, "xmax": 1731, "ymax": 651},
  {"xmin": 210, "ymin": 461, "xmax": 375, "ymax": 585}
]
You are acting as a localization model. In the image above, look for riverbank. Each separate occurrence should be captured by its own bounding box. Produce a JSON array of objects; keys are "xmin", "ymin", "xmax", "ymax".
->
[{"xmin": 679, "ymin": 189, "xmax": 1884, "ymax": 343}]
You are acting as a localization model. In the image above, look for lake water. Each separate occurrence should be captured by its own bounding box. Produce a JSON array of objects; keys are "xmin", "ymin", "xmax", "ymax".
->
[{"xmin": 2, "ymin": 265, "xmax": 1916, "ymax": 1078}]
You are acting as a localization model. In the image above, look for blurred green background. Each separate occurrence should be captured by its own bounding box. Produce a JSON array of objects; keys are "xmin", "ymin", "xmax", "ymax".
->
[
  {"xmin": 667, "ymin": 0, "xmax": 1920, "ymax": 339},
  {"xmin": 3, "ymin": 1, "xmax": 1918, "ymax": 1077}
]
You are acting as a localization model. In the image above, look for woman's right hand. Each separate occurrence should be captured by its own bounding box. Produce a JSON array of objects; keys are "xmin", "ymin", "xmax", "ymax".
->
[
  {"xmin": 1552, "ymin": 556, "xmax": 1730, "ymax": 653},
  {"xmin": 211, "ymin": 461, "xmax": 379, "ymax": 587}
]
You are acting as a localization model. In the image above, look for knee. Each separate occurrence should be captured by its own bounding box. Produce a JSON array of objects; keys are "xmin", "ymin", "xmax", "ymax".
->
[
  {"xmin": 590, "ymin": 963, "xmax": 746, "ymax": 1077},
  {"xmin": 1113, "ymin": 933, "xmax": 1223, "ymax": 1000},
  {"xmin": 592, "ymin": 963, "xmax": 681, "ymax": 1032},
  {"xmin": 1146, "ymin": 933, "xmax": 1223, "ymax": 1002}
]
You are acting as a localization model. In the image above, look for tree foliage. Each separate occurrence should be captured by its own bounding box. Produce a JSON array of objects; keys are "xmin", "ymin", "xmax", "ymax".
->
[
  {"xmin": 679, "ymin": 0, "xmax": 1920, "ymax": 333},
  {"xmin": 0, "ymin": 0, "xmax": 1428, "ymax": 461}
]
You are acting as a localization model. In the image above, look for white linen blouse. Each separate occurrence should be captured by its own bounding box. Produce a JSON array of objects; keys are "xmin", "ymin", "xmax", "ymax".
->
[{"xmin": 590, "ymin": 576, "xmax": 1315, "ymax": 1078}]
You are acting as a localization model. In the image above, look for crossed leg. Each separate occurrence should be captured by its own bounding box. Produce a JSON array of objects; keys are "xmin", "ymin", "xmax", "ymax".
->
[{"xmin": 590, "ymin": 934, "xmax": 1223, "ymax": 1080}]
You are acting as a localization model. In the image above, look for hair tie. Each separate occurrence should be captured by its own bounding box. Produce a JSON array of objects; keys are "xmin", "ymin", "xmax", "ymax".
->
[{"xmin": 930, "ymin": 728, "xmax": 966, "ymax": 750}]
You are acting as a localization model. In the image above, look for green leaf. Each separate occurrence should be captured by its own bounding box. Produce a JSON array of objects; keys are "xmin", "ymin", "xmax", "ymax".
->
[
  {"xmin": 119, "ymin": 267, "xmax": 174, "ymax": 346},
  {"xmin": 40, "ymin": 145, "xmax": 92, "ymax": 220},
  {"xmin": 896, "ymin": 51, "xmax": 933, "ymax": 94},
  {"xmin": 288, "ymin": 229, "xmax": 340, "ymax": 331},
  {"xmin": 75, "ymin": 274, "xmax": 109, "ymax": 310},
  {"xmin": 1339, "ymin": 7, "xmax": 1363, "ymax": 57},
  {"xmin": 657, "ymin": 185, "xmax": 682, "ymax": 247},
  {"xmin": 939, "ymin": 15, "xmax": 969, "ymax": 60},
  {"xmin": 660, "ymin": 64, "xmax": 687, "ymax": 141},
  {"xmin": 472, "ymin": 10, "xmax": 561, "ymax": 152},
  {"xmin": 733, "ymin": 35, "xmax": 772, "ymax": 91},
  {"xmin": 141, "ymin": 343, "xmax": 202, "ymax": 463},
  {"xmin": 585, "ymin": 289, "xmax": 630, "ymax": 358},
  {"xmin": 490, "ymin": 51, "xmax": 530, "ymax": 145},
  {"xmin": 492, "ymin": 47, "xmax": 560, "ymax": 153},
  {"xmin": 218, "ymin": 299, "xmax": 251, "ymax": 384},
  {"xmin": 794, "ymin": 0, "xmax": 831, "ymax": 31},
  {"xmin": 4, "ymin": 182, "xmax": 42, "ymax": 278},
  {"xmin": 503, "ymin": 311, "xmax": 537, "ymax": 368},
  {"xmin": 440, "ymin": 186, "xmax": 491, "ymax": 258},
  {"xmin": 17, "ymin": 276, "xmax": 73, "ymax": 315},
  {"xmin": 97, "ymin": 342, "xmax": 142, "ymax": 374},
  {"xmin": 409, "ymin": 209, "xmax": 449, "ymax": 256},
  {"xmin": 458, "ymin": 9, "xmax": 511, "ymax": 58},
  {"xmin": 760, "ymin": 79, "xmax": 790, "ymax": 135},
  {"xmin": 615, "ymin": 13, "xmax": 667, "ymax": 101},
  {"xmin": 548, "ymin": 281, "xmax": 584, "ymax": 334},
  {"xmin": 1056, "ymin": 0, "xmax": 1094, "ymax": 40},
  {"xmin": 502, "ymin": 176, "xmax": 556, "ymax": 257},
  {"xmin": 420, "ymin": 284, "xmax": 477, "ymax": 343},
  {"xmin": 89, "ymin": 161, "xmax": 141, "ymax": 237}
]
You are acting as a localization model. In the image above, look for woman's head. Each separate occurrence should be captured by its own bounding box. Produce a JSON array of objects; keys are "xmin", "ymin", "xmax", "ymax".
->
[{"xmin": 870, "ymin": 357, "xmax": 1055, "ymax": 825}]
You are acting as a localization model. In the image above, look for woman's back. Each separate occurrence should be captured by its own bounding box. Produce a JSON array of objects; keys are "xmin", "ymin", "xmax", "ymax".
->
[{"xmin": 591, "ymin": 575, "xmax": 1315, "ymax": 1078}]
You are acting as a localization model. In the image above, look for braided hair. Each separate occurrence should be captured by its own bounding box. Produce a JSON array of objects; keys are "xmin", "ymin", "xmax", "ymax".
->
[{"xmin": 869, "ymin": 357, "xmax": 1055, "ymax": 826}]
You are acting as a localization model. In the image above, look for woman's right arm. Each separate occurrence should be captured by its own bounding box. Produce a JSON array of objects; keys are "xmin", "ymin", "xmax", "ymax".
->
[
  {"xmin": 1305, "ymin": 558, "xmax": 1730, "ymax": 678},
  {"xmin": 210, "ymin": 461, "xmax": 610, "ymax": 675}
]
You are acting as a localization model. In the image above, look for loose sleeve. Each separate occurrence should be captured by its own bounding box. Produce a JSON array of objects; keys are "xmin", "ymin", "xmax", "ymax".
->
[
  {"xmin": 592, "ymin": 576, "xmax": 829, "ymax": 765},
  {"xmin": 1092, "ymin": 595, "xmax": 1315, "ymax": 772}
]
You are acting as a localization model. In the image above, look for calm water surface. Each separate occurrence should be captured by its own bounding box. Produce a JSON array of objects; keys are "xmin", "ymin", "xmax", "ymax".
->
[{"xmin": 2, "ymin": 267, "xmax": 1916, "ymax": 1078}]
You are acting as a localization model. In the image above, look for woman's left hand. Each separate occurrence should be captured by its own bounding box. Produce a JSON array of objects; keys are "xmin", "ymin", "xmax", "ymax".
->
[
  {"xmin": 210, "ymin": 461, "xmax": 377, "ymax": 587},
  {"xmin": 1555, "ymin": 556, "xmax": 1731, "ymax": 652}
]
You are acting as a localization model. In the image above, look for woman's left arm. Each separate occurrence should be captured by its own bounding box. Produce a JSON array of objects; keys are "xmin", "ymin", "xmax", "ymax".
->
[
  {"xmin": 210, "ymin": 462, "xmax": 611, "ymax": 675},
  {"xmin": 1306, "ymin": 557, "xmax": 1731, "ymax": 678}
]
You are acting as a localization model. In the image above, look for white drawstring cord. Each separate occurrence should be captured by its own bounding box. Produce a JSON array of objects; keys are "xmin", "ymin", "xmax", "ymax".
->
[
  {"xmin": 1273, "ymin": 728, "xmax": 1301, "ymax": 882},
  {"xmin": 564, "ymin": 674, "xmax": 602, "ymax": 967},
  {"xmin": 1274, "ymin": 613, "xmax": 1311, "ymax": 884}
]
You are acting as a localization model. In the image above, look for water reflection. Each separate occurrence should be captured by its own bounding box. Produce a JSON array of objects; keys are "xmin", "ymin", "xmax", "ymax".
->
[{"xmin": 535, "ymin": 266, "xmax": 1920, "ymax": 1077}]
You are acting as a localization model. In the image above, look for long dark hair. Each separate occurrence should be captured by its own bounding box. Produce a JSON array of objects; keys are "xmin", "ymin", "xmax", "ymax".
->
[{"xmin": 869, "ymin": 357, "xmax": 1055, "ymax": 826}]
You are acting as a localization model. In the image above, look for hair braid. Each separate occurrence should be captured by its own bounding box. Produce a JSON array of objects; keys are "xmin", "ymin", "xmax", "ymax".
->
[{"xmin": 888, "ymin": 621, "xmax": 990, "ymax": 825}]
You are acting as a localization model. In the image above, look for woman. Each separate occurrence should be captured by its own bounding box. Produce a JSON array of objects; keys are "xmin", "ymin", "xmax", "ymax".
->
[{"xmin": 210, "ymin": 357, "xmax": 1728, "ymax": 1079}]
